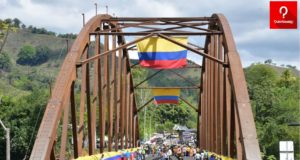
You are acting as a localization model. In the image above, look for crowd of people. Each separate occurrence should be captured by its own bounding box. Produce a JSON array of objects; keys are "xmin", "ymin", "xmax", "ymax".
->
[{"xmin": 135, "ymin": 144, "xmax": 227, "ymax": 160}]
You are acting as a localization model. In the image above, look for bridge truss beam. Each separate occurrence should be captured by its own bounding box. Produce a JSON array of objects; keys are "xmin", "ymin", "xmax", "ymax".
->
[{"xmin": 30, "ymin": 14, "xmax": 261, "ymax": 160}]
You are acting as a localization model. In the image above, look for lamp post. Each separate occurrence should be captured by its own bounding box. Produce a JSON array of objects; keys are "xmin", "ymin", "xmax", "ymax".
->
[{"xmin": 0, "ymin": 119, "xmax": 10, "ymax": 160}]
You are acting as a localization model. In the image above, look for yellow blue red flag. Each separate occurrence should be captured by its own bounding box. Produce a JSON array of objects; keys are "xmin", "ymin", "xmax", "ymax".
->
[
  {"xmin": 152, "ymin": 88, "xmax": 180, "ymax": 105},
  {"xmin": 137, "ymin": 37, "xmax": 188, "ymax": 69}
]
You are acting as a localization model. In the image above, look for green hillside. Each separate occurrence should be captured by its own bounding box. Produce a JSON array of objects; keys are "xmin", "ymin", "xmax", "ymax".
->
[
  {"xmin": 0, "ymin": 28, "xmax": 76, "ymax": 159},
  {"xmin": 1, "ymin": 29, "xmax": 73, "ymax": 97},
  {"xmin": 265, "ymin": 64, "xmax": 299, "ymax": 76},
  {"xmin": 4, "ymin": 30, "xmax": 70, "ymax": 60}
]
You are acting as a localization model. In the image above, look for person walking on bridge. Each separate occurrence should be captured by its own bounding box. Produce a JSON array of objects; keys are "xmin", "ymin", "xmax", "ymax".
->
[
  {"xmin": 194, "ymin": 148, "xmax": 201, "ymax": 160},
  {"xmin": 189, "ymin": 146, "xmax": 195, "ymax": 157},
  {"xmin": 141, "ymin": 146, "xmax": 146, "ymax": 160},
  {"xmin": 162, "ymin": 148, "xmax": 168, "ymax": 160},
  {"xmin": 182, "ymin": 146, "xmax": 187, "ymax": 157},
  {"xmin": 209, "ymin": 154, "xmax": 216, "ymax": 160},
  {"xmin": 167, "ymin": 147, "xmax": 172, "ymax": 160}
]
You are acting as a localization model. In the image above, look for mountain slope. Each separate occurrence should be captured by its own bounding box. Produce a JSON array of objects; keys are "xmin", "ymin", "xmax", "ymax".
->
[{"xmin": 1, "ymin": 30, "xmax": 73, "ymax": 96}]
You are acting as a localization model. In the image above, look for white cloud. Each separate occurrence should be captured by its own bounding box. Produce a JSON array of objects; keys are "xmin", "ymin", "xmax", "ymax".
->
[
  {"xmin": 239, "ymin": 49, "xmax": 264, "ymax": 66},
  {"xmin": 0, "ymin": 0, "xmax": 85, "ymax": 33},
  {"xmin": 0, "ymin": 0, "xmax": 7, "ymax": 7}
]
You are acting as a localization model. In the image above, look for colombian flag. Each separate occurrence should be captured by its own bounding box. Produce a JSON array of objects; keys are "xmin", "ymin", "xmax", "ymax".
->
[
  {"xmin": 137, "ymin": 37, "xmax": 188, "ymax": 69},
  {"xmin": 104, "ymin": 155, "xmax": 122, "ymax": 160},
  {"xmin": 152, "ymin": 89, "xmax": 180, "ymax": 105}
]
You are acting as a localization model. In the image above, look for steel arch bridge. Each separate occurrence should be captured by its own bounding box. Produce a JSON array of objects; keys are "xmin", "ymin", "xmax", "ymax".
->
[{"xmin": 30, "ymin": 14, "xmax": 261, "ymax": 160}]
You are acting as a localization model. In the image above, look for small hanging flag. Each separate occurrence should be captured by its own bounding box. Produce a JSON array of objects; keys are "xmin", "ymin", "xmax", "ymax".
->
[
  {"xmin": 137, "ymin": 37, "xmax": 188, "ymax": 69},
  {"xmin": 152, "ymin": 88, "xmax": 180, "ymax": 105}
]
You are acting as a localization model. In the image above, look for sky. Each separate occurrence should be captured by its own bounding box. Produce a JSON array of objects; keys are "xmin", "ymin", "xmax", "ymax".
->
[{"xmin": 0, "ymin": 0, "xmax": 299, "ymax": 68}]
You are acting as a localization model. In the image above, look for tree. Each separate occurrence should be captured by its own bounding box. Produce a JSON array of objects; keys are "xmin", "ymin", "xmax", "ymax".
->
[
  {"xmin": 155, "ymin": 121, "xmax": 174, "ymax": 133},
  {"xmin": 58, "ymin": 33, "xmax": 77, "ymax": 39},
  {"xmin": 278, "ymin": 69, "xmax": 296, "ymax": 88},
  {"xmin": 17, "ymin": 45, "xmax": 50, "ymax": 66},
  {"xmin": 286, "ymin": 65, "xmax": 296, "ymax": 69},
  {"xmin": 154, "ymin": 101, "xmax": 193, "ymax": 125},
  {"xmin": 21, "ymin": 24, "xmax": 26, "ymax": 29},
  {"xmin": 31, "ymin": 27, "xmax": 37, "ymax": 33},
  {"xmin": 0, "ymin": 51, "xmax": 12, "ymax": 71},
  {"xmin": 35, "ymin": 45, "xmax": 50, "ymax": 64},
  {"xmin": 4, "ymin": 18, "xmax": 12, "ymax": 25},
  {"xmin": 17, "ymin": 44, "xmax": 36, "ymax": 65},
  {"xmin": 264, "ymin": 59, "xmax": 273, "ymax": 64},
  {"xmin": 0, "ymin": 89, "xmax": 48, "ymax": 159},
  {"xmin": 0, "ymin": 20, "xmax": 17, "ymax": 54},
  {"xmin": 12, "ymin": 18, "xmax": 21, "ymax": 28},
  {"xmin": 246, "ymin": 64, "xmax": 277, "ymax": 86}
]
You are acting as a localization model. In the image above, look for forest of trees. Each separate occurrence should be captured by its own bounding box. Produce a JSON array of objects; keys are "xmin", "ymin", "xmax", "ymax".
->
[
  {"xmin": 245, "ymin": 64, "xmax": 300, "ymax": 159},
  {"xmin": 16, "ymin": 45, "xmax": 50, "ymax": 66}
]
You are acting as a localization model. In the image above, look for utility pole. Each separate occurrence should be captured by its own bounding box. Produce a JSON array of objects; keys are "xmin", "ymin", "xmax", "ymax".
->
[
  {"xmin": 142, "ymin": 90, "xmax": 147, "ymax": 141},
  {"xmin": 82, "ymin": 13, "xmax": 85, "ymax": 26},
  {"xmin": 106, "ymin": 5, "xmax": 108, "ymax": 14},
  {"xmin": 66, "ymin": 39, "xmax": 69, "ymax": 52},
  {"xmin": 48, "ymin": 81, "xmax": 52, "ymax": 96},
  {"xmin": 149, "ymin": 114, "xmax": 152, "ymax": 140},
  {"xmin": 0, "ymin": 119, "xmax": 10, "ymax": 160},
  {"xmin": 94, "ymin": 3, "xmax": 98, "ymax": 16}
]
